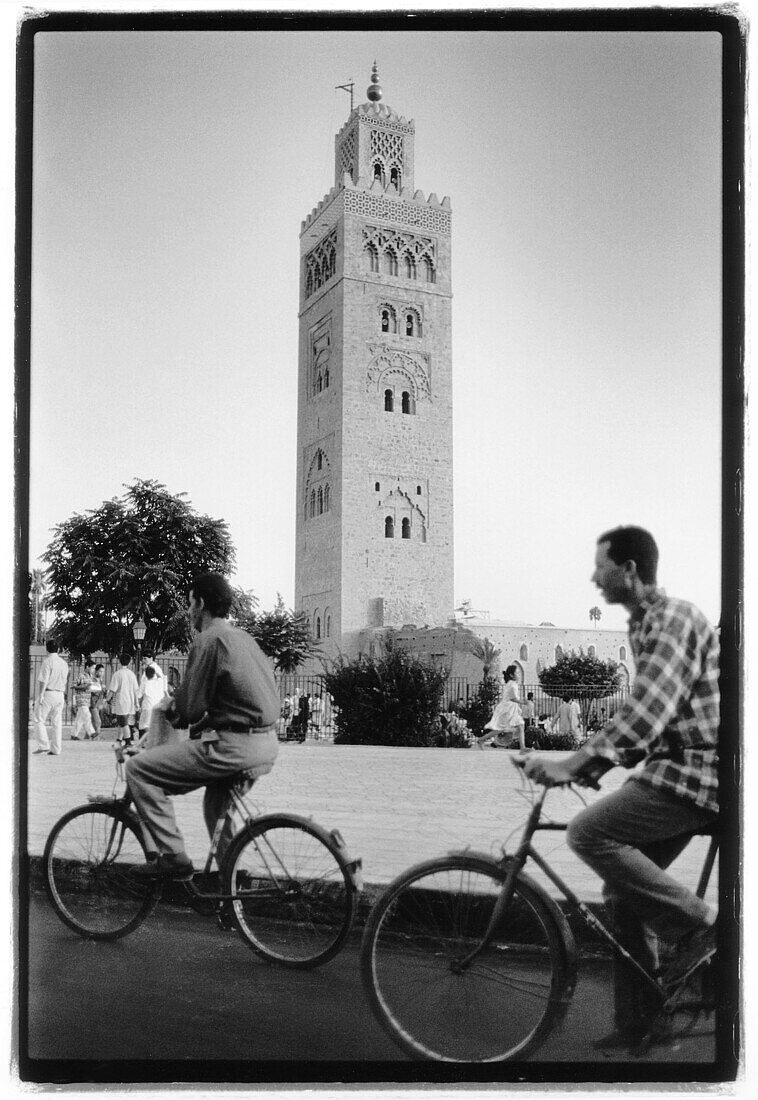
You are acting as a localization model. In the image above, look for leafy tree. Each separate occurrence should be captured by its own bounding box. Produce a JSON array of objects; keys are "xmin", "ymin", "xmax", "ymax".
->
[
  {"xmin": 538, "ymin": 651, "xmax": 622, "ymax": 728},
  {"xmin": 235, "ymin": 593, "xmax": 317, "ymax": 673},
  {"xmin": 43, "ymin": 479, "xmax": 235, "ymax": 657},
  {"xmin": 460, "ymin": 675, "xmax": 501, "ymax": 738},
  {"xmin": 323, "ymin": 637, "xmax": 448, "ymax": 746},
  {"xmin": 589, "ymin": 605, "xmax": 602, "ymax": 629}
]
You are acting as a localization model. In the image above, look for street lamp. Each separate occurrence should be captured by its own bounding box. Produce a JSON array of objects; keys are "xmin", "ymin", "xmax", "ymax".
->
[{"xmin": 133, "ymin": 618, "xmax": 147, "ymax": 672}]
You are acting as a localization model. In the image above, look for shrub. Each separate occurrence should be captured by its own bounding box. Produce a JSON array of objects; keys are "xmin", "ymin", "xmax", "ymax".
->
[
  {"xmin": 460, "ymin": 676, "xmax": 501, "ymax": 737},
  {"xmin": 323, "ymin": 641, "xmax": 448, "ymax": 747}
]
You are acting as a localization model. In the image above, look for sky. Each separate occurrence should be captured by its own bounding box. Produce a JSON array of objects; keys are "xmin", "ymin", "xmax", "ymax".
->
[{"xmin": 25, "ymin": 20, "xmax": 725, "ymax": 634}]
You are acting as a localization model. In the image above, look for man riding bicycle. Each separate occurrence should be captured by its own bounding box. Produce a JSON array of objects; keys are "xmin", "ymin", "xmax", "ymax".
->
[
  {"xmin": 524, "ymin": 526, "xmax": 719, "ymax": 1051},
  {"xmin": 126, "ymin": 572, "xmax": 280, "ymax": 880}
]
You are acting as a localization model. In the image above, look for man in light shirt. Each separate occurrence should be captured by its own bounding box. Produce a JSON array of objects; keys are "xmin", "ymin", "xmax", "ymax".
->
[{"xmin": 32, "ymin": 641, "xmax": 69, "ymax": 756}]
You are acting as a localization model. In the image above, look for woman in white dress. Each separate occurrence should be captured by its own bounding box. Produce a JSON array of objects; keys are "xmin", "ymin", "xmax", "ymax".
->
[{"xmin": 475, "ymin": 664, "xmax": 526, "ymax": 752}]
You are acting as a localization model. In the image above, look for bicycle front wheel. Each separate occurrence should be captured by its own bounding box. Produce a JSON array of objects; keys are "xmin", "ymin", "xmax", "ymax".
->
[
  {"xmin": 223, "ymin": 814, "xmax": 356, "ymax": 968},
  {"xmin": 43, "ymin": 803, "xmax": 160, "ymax": 939},
  {"xmin": 361, "ymin": 855, "xmax": 571, "ymax": 1062}
]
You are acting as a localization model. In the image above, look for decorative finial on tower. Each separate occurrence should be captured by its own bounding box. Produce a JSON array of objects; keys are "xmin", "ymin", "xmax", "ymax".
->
[{"xmin": 367, "ymin": 61, "xmax": 382, "ymax": 102}]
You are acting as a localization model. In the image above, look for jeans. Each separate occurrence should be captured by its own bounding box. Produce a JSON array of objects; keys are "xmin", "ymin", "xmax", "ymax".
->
[{"xmin": 566, "ymin": 776, "xmax": 717, "ymax": 1028}]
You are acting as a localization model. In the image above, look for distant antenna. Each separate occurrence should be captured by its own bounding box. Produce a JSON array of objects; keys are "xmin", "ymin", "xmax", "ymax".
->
[{"xmin": 335, "ymin": 80, "xmax": 354, "ymax": 112}]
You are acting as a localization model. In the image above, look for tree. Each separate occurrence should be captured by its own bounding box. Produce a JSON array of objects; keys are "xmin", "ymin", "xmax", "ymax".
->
[
  {"xmin": 460, "ymin": 675, "xmax": 501, "ymax": 738},
  {"xmin": 467, "ymin": 636, "xmax": 501, "ymax": 678},
  {"xmin": 29, "ymin": 569, "xmax": 47, "ymax": 644},
  {"xmin": 43, "ymin": 479, "xmax": 236, "ymax": 656},
  {"xmin": 589, "ymin": 606, "xmax": 602, "ymax": 629},
  {"xmin": 323, "ymin": 637, "xmax": 448, "ymax": 746},
  {"xmin": 235, "ymin": 593, "xmax": 317, "ymax": 673},
  {"xmin": 538, "ymin": 651, "xmax": 622, "ymax": 729}
]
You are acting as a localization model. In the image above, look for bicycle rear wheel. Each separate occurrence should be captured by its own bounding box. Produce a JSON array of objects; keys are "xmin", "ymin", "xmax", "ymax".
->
[
  {"xmin": 361, "ymin": 854, "xmax": 571, "ymax": 1062},
  {"xmin": 223, "ymin": 814, "xmax": 356, "ymax": 968},
  {"xmin": 43, "ymin": 803, "xmax": 160, "ymax": 939}
]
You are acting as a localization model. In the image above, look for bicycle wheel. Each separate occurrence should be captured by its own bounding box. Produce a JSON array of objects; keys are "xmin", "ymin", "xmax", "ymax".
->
[
  {"xmin": 223, "ymin": 814, "xmax": 356, "ymax": 968},
  {"xmin": 43, "ymin": 803, "xmax": 160, "ymax": 940},
  {"xmin": 361, "ymin": 854, "xmax": 572, "ymax": 1062}
]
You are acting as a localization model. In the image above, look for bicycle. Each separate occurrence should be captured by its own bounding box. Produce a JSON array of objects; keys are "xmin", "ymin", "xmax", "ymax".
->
[
  {"xmin": 360, "ymin": 757, "xmax": 718, "ymax": 1061},
  {"xmin": 43, "ymin": 747, "xmax": 363, "ymax": 968}
]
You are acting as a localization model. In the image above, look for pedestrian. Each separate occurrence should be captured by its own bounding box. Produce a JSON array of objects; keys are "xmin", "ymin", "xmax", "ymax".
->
[
  {"xmin": 32, "ymin": 640, "xmax": 69, "ymax": 756},
  {"xmin": 524, "ymin": 526, "xmax": 719, "ymax": 1051},
  {"xmin": 106, "ymin": 653, "xmax": 140, "ymax": 749},
  {"xmin": 89, "ymin": 663, "xmax": 106, "ymax": 738},
  {"xmin": 521, "ymin": 691, "xmax": 536, "ymax": 737},
  {"xmin": 137, "ymin": 664, "xmax": 166, "ymax": 740},
  {"xmin": 126, "ymin": 572, "xmax": 280, "ymax": 879},
  {"xmin": 280, "ymin": 694, "xmax": 293, "ymax": 738},
  {"xmin": 139, "ymin": 651, "xmax": 165, "ymax": 692},
  {"xmin": 70, "ymin": 661, "xmax": 95, "ymax": 740},
  {"xmin": 474, "ymin": 664, "xmax": 526, "ymax": 752},
  {"xmin": 554, "ymin": 694, "xmax": 582, "ymax": 741},
  {"xmin": 310, "ymin": 692, "xmax": 323, "ymax": 739},
  {"xmin": 297, "ymin": 691, "xmax": 310, "ymax": 737}
]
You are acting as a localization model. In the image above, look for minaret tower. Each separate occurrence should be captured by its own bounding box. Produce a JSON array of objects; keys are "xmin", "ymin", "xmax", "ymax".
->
[{"xmin": 295, "ymin": 65, "xmax": 454, "ymax": 658}]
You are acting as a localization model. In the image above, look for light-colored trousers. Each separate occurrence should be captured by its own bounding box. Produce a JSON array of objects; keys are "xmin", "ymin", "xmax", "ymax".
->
[
  {"xmin": 567, "ymin": 775, "xmax": 717, "ymax": 1027},
  {"xmin": 33, "ymin": 690, "xmax": 65, "ymax": 753},
  {"xmin": 125, "ymin": 729, "xmax": 279, "ymax": 863}
]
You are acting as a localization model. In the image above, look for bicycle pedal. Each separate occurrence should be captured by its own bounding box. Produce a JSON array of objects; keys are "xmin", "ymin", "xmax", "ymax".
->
[{"xmin": 215, "ymin": 904, "xmax": 235, "ymax": 931}]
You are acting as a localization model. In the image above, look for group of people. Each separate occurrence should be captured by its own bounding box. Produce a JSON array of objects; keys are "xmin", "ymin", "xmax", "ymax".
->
[
  {"xmin": 280, "ymin": 691, "xmax": 331, "ymax": 740},
  {"xmin": 30, "ymin": 523, "xmax": 722, "ymax": 1053},
  {"xmin": 32, "ymin": 647, "xmax": 169, "ymax": 754}
]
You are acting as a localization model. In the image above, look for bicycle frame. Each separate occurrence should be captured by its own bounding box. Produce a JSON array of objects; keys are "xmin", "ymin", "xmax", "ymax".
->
[{"xmin": 458, "ymin": 780, "xmax": 718, "ymax": 1006}]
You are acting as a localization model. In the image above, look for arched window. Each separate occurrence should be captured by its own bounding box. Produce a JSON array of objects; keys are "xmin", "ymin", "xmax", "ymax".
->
[
  {"xmin": 384, "ymin": 516, "xmax": 394, "ymax": 539},
  {"xmin": 365, "ymin": 243, "xmax": 379, "ymax": 272},
  {"xmin": 401, "ymin": 517, "xmax": 411, "ymax": 539},
  {"xmin": 309, "ymin": 490, "xmax": 316, "ymax": 518},
  {"xmin": 317, "ymin": 487, "xmax": 323, "ymax": 514},
  {"xmin": 381, "ymin": 309, "xmax": 390, "ymax": 333},
  {"xmin": 404, "ymin": 254, "xmax": 416, "ymax": 279},
  {"xmin": 316, "ymin": 374, "xmax": 322, "ymax": 392},
  {"xmin": 588, "ymin": 645, "xmax": 596, "ymax": 658},
  {"xmin": 405, "ymin": 314, "xmax": 414, "ymax": 336},
  {"xmin": 315, "ymin": 616, "xmax": 321, "ymax": 640},
  {"xmin": 421, "ymin": 525, "xmax": 427, "ymax": 543},
  {"xmin": 390, "ymin": 166, "xmax": 400, "ymax": 189},
  {"xmin": 619, "ymin": 645, "xmax": 627, "ymax": 661},
  {"xmin": 421, "ymin": 256, "xmax": 435, "ymax": 283},
  {"xmin": 373, "ymin": 161, "xmax": 384, "ymax": 184},
  {"xmin": 519, "ymin": 644, "xmax": 528, "ymax": 661},
  {"xmin": 375, "ymin": 481, "xmax": 380, "ymax": 492},
  {"xmin": 323, "ymin": 484, "xmax": 330, "ymax": 511},
  {"xmin": 416, "ymin": 485, "xmax": 421, "ymax": 494},
  {"xmin": 384, "ymin": 389, "xmax": 394, "ymax": 412},
  {"xmin": 555, "ymin": 645, "xmax": 563, "ymax": 662},
  {"xmin": 323, "ymin": 368, "xmax": 329, "ymax": 388},
  {"xmin": 325, "ymin": 614, "xmax": 331, "ymax": 638},
  {"xmin": 306, "ymin": 270, "xmax": 314, "ymax": 297},
  {"xmin": 317, "ymin": 452, "xmax": 322, "ymax": 471},
  {"xmin": 401, "ymin": 391, "xmax": 412, "ymax": 414}
]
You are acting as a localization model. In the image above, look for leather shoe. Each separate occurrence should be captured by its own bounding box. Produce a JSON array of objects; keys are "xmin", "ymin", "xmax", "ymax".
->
[
  {"xmin": 130, "ymin": 854, "xmax": 194, "ymax": 881},
  {"xmin": 33, "ymin": 748, "xmax": 49, "ymax": 755},
  {"xmin": 661, "ymin": 924, "xmax": 716, "ymax": 990},
  {"xmin": 593, "ymin": 1017, "xmax": 673, "ymax": 1052}
]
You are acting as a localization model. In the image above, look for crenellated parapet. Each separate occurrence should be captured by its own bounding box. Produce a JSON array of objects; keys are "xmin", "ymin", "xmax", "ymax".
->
[{"xmin": 302, "ymin": 174, "xmax": 451, "ymax": 237}]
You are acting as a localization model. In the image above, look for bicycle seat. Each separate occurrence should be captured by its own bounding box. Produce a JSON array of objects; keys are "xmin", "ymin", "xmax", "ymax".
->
[{"xmin": 220, "ymin": 762, "xmax": 274, "ymax": 791}]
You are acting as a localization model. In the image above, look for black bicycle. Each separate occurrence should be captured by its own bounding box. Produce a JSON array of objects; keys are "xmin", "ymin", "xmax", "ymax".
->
[
  {"xmin": 361, "ymin": 758, "xmax": 718, "ymax": 1061},
  {"xmin": 43, "ymin": 751, "xmax": 362, "ymax": 968}
]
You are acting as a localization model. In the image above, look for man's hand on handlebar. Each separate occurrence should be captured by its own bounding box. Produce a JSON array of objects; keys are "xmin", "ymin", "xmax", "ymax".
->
[{"xmin": 522, "ymin": 756, "xmax": 575, "ymax": 787}]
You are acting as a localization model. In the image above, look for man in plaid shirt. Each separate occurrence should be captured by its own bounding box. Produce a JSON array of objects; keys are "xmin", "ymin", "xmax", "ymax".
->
[{"xmin": 524, "ymin": 526, "xmax": 719, "ymax": 1050}]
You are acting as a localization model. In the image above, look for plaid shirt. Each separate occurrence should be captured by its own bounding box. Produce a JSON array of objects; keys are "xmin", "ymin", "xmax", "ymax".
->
[{"xmin": 583, "ymin": 589, "xmax": 719, "ymax": 813}]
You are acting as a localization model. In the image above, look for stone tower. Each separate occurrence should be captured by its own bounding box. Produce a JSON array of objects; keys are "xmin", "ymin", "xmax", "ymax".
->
[{"xmin": 295, "ymin": 65, "xmax": 454, "ymax": 659}]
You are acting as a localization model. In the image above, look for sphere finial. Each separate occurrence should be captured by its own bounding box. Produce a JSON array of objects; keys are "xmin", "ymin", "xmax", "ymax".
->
[{"xmin": 367, "ymin": 61, "xmax": 382, "ymax": 102}]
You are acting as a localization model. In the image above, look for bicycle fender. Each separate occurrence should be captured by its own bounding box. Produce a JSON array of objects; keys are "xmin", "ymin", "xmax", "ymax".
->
[{"xmin": 243, "ymin": 811, "xmax": 363, "ymax": 891}]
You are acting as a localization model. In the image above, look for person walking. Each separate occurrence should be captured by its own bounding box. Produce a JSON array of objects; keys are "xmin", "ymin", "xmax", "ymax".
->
[
  {"xmin": 88, "ymin": 663, "xmax": 106, "ymax": 738},
  {"xmin": 70, "ymin": 661, "xmax": 95, "ymax": 740},
  {"xmin": 106, "ymin": 653, "xmax": 140, "ymax": 748},
  {"xmin": 137, "ymin": 664, "xmax": 166, "ymax": 741},
  {"xmin": 554, "ymin": 694, "xmax": 582, "ymax": 741},
  {"xmin": 475, "ymin": 665, "xmax": 526, "ymax": 752},
  {"xmin": 32, "ymin": 641, "xmax": 69, "ymax": 756},
  {"xmin": 524, "ymin": 526, "xmax": 719, "ymax": 1051},
  {"xmin": 126, "ymin": 573, "xmax": 280, "ymax": 879}
]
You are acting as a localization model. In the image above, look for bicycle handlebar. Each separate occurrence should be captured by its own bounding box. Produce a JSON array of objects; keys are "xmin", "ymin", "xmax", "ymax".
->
[{"xmin": 510, "ymin": 753, "xmax": 601, "ymax": 790}]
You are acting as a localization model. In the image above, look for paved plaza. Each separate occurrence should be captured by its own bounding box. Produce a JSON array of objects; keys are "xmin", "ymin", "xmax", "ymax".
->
[{"xmin": 25, "ymin": 732, "xmax": 717, "ymax": 906}]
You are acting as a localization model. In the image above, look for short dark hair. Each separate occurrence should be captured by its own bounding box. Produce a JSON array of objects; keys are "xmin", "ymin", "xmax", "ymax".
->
[
  {"xmin": 45, "ymin": 641, "xmax": 59, "ymax": 653},
  {"xmin": 95, "ymin": 663, "xmax": 105, "ymax": 672},
  {"xmin": 144, "ymin": 665, "xmax": 156, "ymax": 679},
  {"xmin": 598, "ymin": 525, "xmax": 659, "ymax": 585},
  {"xmin": 119, "ymin": 652, "xmax": 131, "ymax": 666},
  {"xmin": 190, "ymin": 573, "xmax": 234, "ymax": 618},
  {"xmin": 85, "ymin": 659, "xmax": 95, "ymax": 668}
]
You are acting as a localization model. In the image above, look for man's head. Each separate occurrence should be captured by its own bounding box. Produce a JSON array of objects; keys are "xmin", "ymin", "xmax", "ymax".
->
[
  {"xmin": 189, "ymin": 573, "xmax": 234, "ymax": 630},
  {"xmin": 45, "ymin": 641, "xmax": 59, "ymax": 654},
  {"xmin": 144, "ymin": 665, "xmax": 156, "ymax": 680},
  {"xmin": 85, "ymin": 659, "xmax": 95, "ymax": 672},
  {"xmin": 593, "ymin": 525, "xmax": 659, "ymax": 605},
  {"xmin": 119, "ymin": 652, "xmax": 131, "ymax": 667}
]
